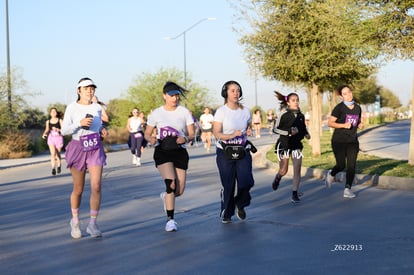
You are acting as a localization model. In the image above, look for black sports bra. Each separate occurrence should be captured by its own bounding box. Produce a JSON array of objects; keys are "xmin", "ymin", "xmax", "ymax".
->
[{"xmin": 49, "ymin": 120, "xmax": 61, "ymax": 129}]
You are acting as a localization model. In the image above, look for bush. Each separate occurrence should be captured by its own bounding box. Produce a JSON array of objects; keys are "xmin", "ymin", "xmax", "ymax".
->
[
  {"xmin": 0, "ymin": 126, "xmax": 132, "ymax": 159},
  {"xmin": 368, "ymin": 114, "xmax": 384, "ymax": 125},
  {"xmin": 29, "ymin": 131, "xmax": 49, "ymax": 154},
  {"xmin": 0, "ymin": 130, "xmax": 32, "ymax": 159},
  {"xmin": 103, "ymin": 127, "xmax": 129, "ymax": 145}
]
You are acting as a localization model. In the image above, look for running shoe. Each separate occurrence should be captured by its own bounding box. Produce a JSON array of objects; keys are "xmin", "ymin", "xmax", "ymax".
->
[
  {"xmin": 221, "ymin": 209, "xmax": 232, "ymax": 224},
  {"xmin": 291, "ymin": 193, "xmax": 301, "ymax": 203},
  {"xmin": 325, "ymin": 170, "xmax": 334, "ymax": 189},
  {"xmin": 52, "ymin": 169, "xmax": 56, "ymax": 176},
  {"xmin": 70, "ymin": 219, "xmax": 81, "ymax": 239},
  {"xmin": 86, "ymin": 223, "xmax": 102, "ymax": 237},
  {"xmin": 272, "ymin": 174, "xmax": 281, "ymax": 191},
  {"xmin": 343, "ymin": 188, "xmax": 356, "ymax": 198},
  {"xmin": 136, "ymin": 157, "xmax": 141, "ymax": 166},
  {"xmin": 236, "ymin": 206, "xmax": 246, "ymax": 221},
  {"xmin": 57, "ymin": 166, "xmax": 61, "ymax": 174},
  {"xmin": 132, "ymin": 155, "xmax": 137, "ymax": 165},
  {"xmin": 165, "ymin": 219, "xmax": 178, "ymax": 232}
]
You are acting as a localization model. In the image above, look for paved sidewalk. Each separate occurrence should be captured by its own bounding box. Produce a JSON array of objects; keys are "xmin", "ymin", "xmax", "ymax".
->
[{"xmin": 0, "ymin": 153, "xmax": 52, "ymax": 170}]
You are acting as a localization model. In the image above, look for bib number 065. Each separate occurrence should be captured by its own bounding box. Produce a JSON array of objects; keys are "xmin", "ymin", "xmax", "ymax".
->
[
  {"xmin": 84, "ymin": 137, "xmax": 98, "ymax": 148},
  {"xmin": 80, "ymin": 132, "xmax": 101, "ymax": 152}
]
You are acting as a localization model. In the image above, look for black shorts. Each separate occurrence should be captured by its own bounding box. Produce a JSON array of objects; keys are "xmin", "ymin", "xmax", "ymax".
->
[
  {"xmin": 153, "ymin": 146, "xmax": 189, "ymax": 170},
  {"xmin": 201, "ymin": 128, "xmax": 213, "ymax": 133}
]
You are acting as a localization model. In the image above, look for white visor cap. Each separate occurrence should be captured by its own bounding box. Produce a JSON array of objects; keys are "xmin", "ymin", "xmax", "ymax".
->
[{"xmin": 77, "ymin": 79, "xmax": 97, "ymax": 88}]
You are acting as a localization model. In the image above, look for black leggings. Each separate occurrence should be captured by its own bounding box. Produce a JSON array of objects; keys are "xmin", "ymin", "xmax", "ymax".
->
[{"xmin": 331, "ymin": 141, "xmax": 359, "ymax": 189}]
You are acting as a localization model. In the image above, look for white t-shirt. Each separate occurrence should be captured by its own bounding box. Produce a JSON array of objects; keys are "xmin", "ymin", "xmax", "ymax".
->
[
  {"xmin": 61, "ymin": 102, "xmax": 102, "ymax": 140},
  {"xmin": 200, "ymin": 113, "xmax": 214, "ymax": 129},
  {"xmin": 128, "ymin": 117, "xmax": 143, "ymax": 133},
  {"xmin": 214, "ymin": 104, "xmax": 251, "ymax": 148},
  {"xmin": 147, "ymin": 105, "xmax": 194, "ymax": 140}
]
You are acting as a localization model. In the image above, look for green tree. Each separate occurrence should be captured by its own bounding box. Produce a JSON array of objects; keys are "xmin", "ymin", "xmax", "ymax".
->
[
  {"xmin": 106, "ymin": 98, "xmax": 136, "ymax": 128},
  {"xmin": 379, "ymin": 88, "xmax": 401, "ymax": 109},
  {"xmin": 18, "ymin": 108, "xmax": 47, "ymax": 129},
  {"xmin": 0, "ymin": 68, "xmax": 43, "ymax": 157},
  {"xmin": 368, "ymin": 0, "xmax": 414, "ymax": 164},
  {"xmin": 236, "ymin": 0, "xmax": 379, "ymax": 155},
  {"xmin": 0, "ymin": 68, "xmax": 29, "ymax": 130},
  {"xmin": 350, "ymin": 76, "xmax": 402, "ymax": 110},
  {"xmin": 368, "ymin": 0, "xmax": 414, "ymax": 60},
  {"xmin": 125, "ymin": 67, "xmax": 213, "ymax": 118},
  {"xmin": 353, "ymin": 77, "xmax": 379, "ymax": 105}
]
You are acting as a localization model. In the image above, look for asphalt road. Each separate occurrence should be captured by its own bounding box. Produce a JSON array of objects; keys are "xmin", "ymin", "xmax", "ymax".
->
[
  {"xmin": 359, "ymin": 119, "xmax": 410, "ymax": 161},
  {"xmin": 1, "ymin": 132, "xmax": 413, "ymax": 274}
]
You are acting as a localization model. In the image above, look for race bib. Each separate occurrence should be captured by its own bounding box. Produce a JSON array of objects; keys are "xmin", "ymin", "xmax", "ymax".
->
[
  {"xmin": 345, "ymin": 114, "xmax": 359, "ymax": 127},
  {"xmin": 134, "ymin": 132, "xmax": 143, "ymax": 138},
  {"xmin": 80, "ymin": 132, "xmax": 101, "ymax": 152},
  {"xmin": 159, "ymin": 126, "xmax": 180, "ymax": 140},
  {"xmin": 223, "ymin": 135, "xmax": 247, "ymax": 146},
  {"xmin": 50, "ymin": 130, "xmax": 60, "ymax": 137}
]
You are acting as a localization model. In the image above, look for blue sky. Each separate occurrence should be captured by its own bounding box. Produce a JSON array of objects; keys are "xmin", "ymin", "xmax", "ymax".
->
[{"xmin": 0, "ymin": 0, "xmax": 413, "ymax": 113}]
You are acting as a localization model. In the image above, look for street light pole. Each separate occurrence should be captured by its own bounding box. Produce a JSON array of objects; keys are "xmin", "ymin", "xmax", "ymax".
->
[
  {"xmin": 183, "ymin": 31, "xmax": 187, "ymax": 86},
  {"xmin": 165, "ymin": 17, "xmax": 216, "ymax": 87},
  {"xmin": 5, "ymin": 0, "xmax": 12, "ymax": 114}
]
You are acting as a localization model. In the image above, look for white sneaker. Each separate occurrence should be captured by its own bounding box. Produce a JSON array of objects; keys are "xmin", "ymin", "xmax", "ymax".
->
[
  {"xmin": 165, "ymin": 219, "xmax": 178, "ymax": 232},
  {"xmin": 86, "ymin": 223, "xmax": 102, "ymax": 237},
  {"xmin": 344, "ymin": 188, "xmax": 356, "ymax": 198},
  {"xmin": 325, "ymin": 170, "xmax": 335, "ymax": 189},
  {"xmin": 221, "ymin": 209, "xmax": 231, "ymax": 224},
  {"xmin": 135, "ymin": 157, "xmax": 141, "ymax": 166},
  {"xmin": 70, "ymin": 219, "xmax": 81, "ymax": 239},
  {"xmin": 132, "ymin": 155, "xmax": 137, "ymax": 165},
  {"xmin": 160, "ymin": 192, "xmax": 166, "ymax": 213}
]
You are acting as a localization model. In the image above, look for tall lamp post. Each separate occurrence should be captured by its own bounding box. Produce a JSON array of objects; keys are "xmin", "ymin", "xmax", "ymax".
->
[
  {"xmin": 165, "ymin": 17, "xmax": 216, "ymax": 87},
  {"xmin": 5, "ymin": 0, "xmax": 12, "ymax": 114}
]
